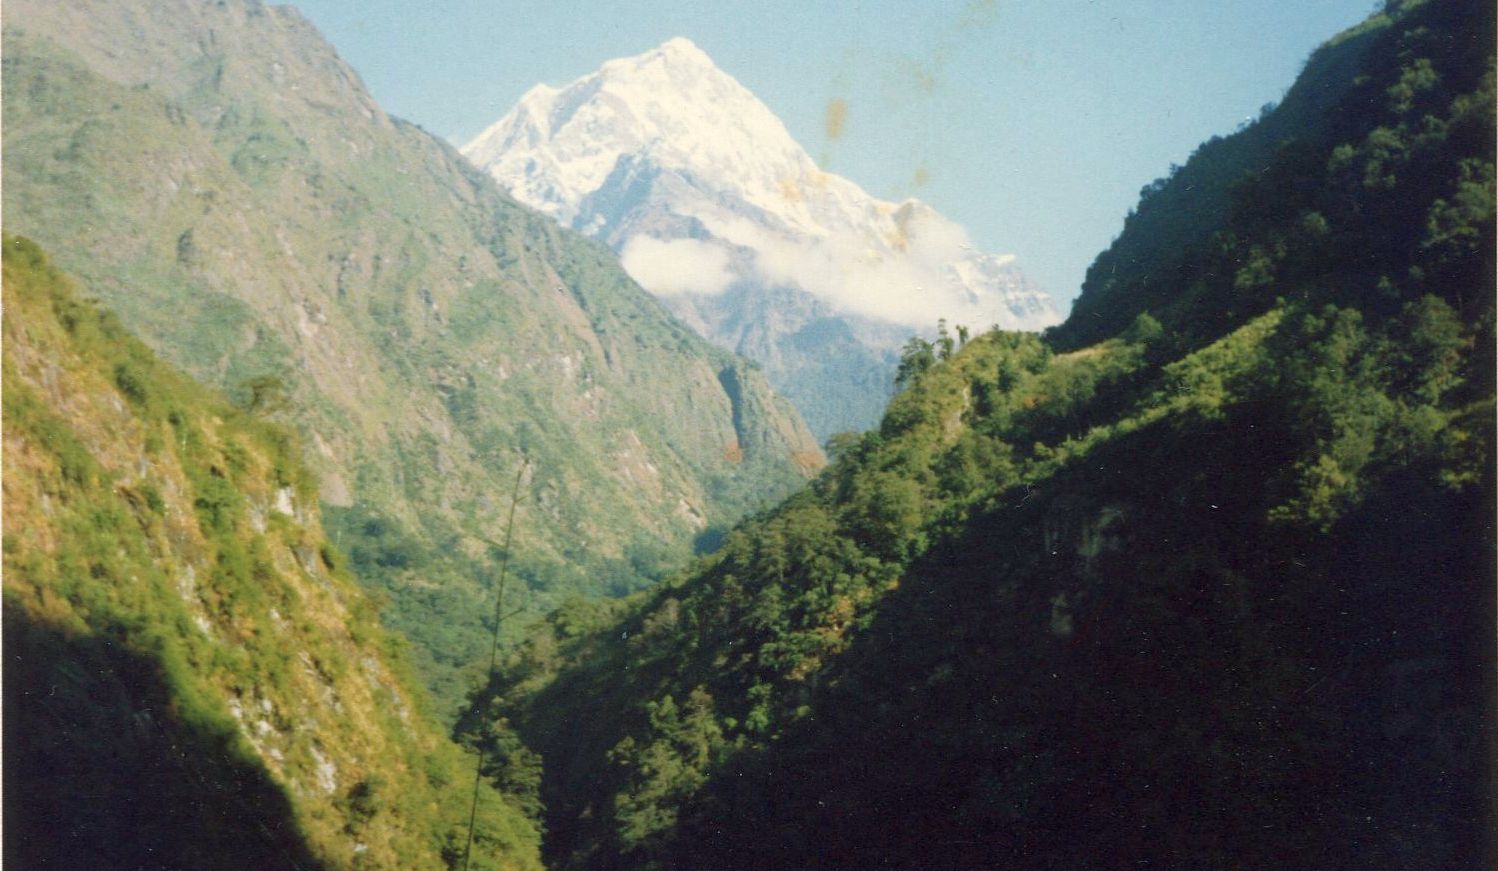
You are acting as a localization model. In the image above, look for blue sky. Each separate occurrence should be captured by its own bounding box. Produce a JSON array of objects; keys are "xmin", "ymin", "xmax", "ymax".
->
[{"xmin": 289, "ymin": 0, "xmax": 1376, "ymax": 311}]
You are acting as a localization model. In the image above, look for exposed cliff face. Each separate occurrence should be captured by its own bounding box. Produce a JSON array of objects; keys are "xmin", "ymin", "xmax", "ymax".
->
[
  {"xmin": 3, "ymin": 0, "xmax": 821, "ymax": 711},
  {"xmin": 2, "ymin": 236, "xmax": 542, "ymax": 870}
]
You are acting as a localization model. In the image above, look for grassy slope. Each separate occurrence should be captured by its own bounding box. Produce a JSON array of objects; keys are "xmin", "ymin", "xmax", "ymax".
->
[
  {"xmin": 2, "ymin": 236, "xmax": 541, "ymax": 870},
  {"xmin": 472, "ymin": 1, "xmax": 1496, "ymax": 867},
  {"xmin": 2, "ymin": 0, "xmax": 821, "ymax": 716}
]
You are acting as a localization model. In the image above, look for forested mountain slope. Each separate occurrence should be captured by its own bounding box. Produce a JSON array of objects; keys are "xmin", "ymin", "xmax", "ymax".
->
[
  {"xmin": 1055, "ymin": 0, "xmax": 1489, "ymax": 351},
  {"xmin": 2, "ymin": 236, "xmax": 541, "ymax": 870},
  {"xmin": 2, "ymin": 0, "xmax": 820, "ymax": 716},
  {"xmin": 468, "ymin": 2, "xmax": 1495, "ymax": 867}
]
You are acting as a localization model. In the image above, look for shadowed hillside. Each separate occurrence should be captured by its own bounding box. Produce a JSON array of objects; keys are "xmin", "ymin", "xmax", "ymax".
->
[
  {"xmin": 3, "ymin": 236, "xmax": 541, "ymax": 869},
  {"xmin": 463, "ymin": 2, "xmax": 1495, "ymax": 867}
]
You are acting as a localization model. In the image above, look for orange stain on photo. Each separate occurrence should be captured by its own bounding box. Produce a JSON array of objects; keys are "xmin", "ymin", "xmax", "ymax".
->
[{"xmin": 825, "ymin": 98, "xmax": 849, "ymax": 140}]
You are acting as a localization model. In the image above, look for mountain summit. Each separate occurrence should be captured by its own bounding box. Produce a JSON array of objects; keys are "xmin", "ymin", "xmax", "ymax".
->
[{"xmin": 464, "ymin": 38, "xmax": 1059, "ymax": 436}]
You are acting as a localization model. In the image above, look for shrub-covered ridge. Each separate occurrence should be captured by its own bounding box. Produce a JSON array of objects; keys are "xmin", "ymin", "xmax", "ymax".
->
[
  {"xmin": 467, "ymin": 2, "xmax": 1495, "ymax": 868},
  {"xmin": 3, "ymin": 236, "xmax": 541, "ymax": 870}
]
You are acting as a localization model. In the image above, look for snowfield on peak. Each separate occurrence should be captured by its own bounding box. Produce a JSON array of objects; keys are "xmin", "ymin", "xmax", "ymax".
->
[
  {"xmin": 463, "ymin": 37, "xmax": 1060, "ymax": 435},
  {"xmin": 463, "ymin": 37, "xmax": 1056, "ymax": 332}
]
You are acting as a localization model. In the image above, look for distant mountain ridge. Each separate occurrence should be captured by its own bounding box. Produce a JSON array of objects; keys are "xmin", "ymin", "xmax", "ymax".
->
[
  {"xmin": 464, "ymin": 38, "xmax": 1059, "ymax": 437},
  {"xmin": 2, "ymin": 0, "xmax": 820, "ymax": 716}
]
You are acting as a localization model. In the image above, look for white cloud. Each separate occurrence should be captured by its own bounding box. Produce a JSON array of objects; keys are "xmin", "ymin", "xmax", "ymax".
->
[
  {"xmin": 620, "ymin": 236, "xmax": 735, "ymax": 297},
  {"xmin": 686, "ymin": 202, "xmax": 1035, "ymax": 329}
]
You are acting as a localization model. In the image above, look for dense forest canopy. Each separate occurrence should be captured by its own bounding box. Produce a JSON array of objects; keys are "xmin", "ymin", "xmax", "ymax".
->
[{"xmin": 463, "ymin": 1, "xmax": 1495, "ymax": 867}]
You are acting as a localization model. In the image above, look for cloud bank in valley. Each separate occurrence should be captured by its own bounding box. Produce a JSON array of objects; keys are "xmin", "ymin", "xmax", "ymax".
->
[
  {"xmin": 620, "ymin": 236, "xmax": 736, "ymax": 297},
  {"xmin": 619, "ymin": 200, "xmax": 1041, "ymax": 331}
]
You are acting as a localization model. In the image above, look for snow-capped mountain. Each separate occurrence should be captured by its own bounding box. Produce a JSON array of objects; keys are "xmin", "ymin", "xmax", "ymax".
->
[{"xmin": 464, "ymin": 37, "xmax": 1059, "ymax": 436}]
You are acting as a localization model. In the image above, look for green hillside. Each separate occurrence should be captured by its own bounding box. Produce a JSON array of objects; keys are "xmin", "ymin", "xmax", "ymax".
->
[
  {"xmin": 2, "ymin": 0, "xmax": 821, "ymax": 717},
  {"xmin": 467, "ymin": 2, "xmax": 1495, "ymax": 867},
  {"xmin": 1055, "ymin": 0, "xmax": 1491, "ymax": 351},
  {"xmin": 3, "ymin": 236, "xmax": 541, "ymax": 869}
]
